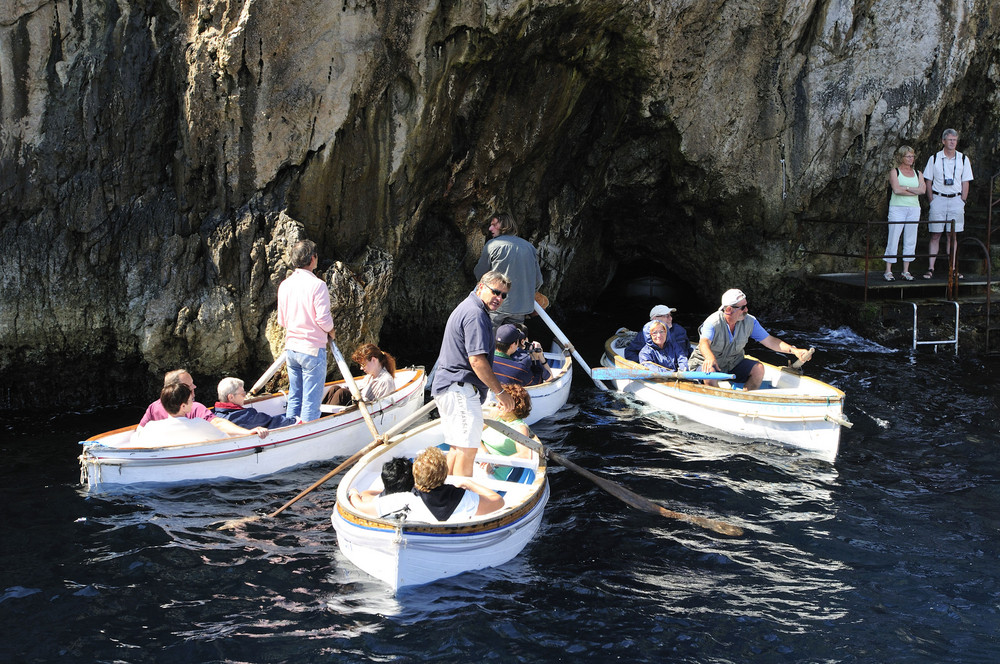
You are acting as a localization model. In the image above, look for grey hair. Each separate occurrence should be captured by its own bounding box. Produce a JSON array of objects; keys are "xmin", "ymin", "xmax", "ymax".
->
[
  {"xmin": 942, "ymin": 128, "xmax": 959, "ymax": 140},
  {"xmin": 479, "ymin": 270, "xmax": 512, "ymax": 289},
  {"xmin": 218, "ymin": 377, "xmax": 245, "ymax": 402},
  {"xmin": 289, "ymin": 240, "xmax": 317, "ymax": 269}
]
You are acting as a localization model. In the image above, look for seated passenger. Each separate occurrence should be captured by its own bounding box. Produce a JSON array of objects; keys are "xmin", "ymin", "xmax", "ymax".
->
[
  {"xmin": 639, "ymin": 320, "xmax": 690, "ymax": 372},
  {"xmin": 479, "ymin": 383, "xmax": 535, "ymax": 482},
  {"xmin": 492, "ymin": 324, "xmax": 552, "ymax": 387},
  {"xmin": 347, "ymin": 457, "xmax": 415, "ymax": 517},
  {"xmin": 324, "ymin": 343, "xmax": 398, "ymax": 406},
  {"xmin": 624, "ymin": 305, "xmax": 689, "ymax": 363},
  {"xmin": 213, "ymin": 377, "xmax": 298, "ymax": 429},
  {"xmin": 408, "ymin": 447, "xmax": 504, "ymax": 522},
  {"xmin": 134, "ymin": 383, "xmax": 264, "ymax": 445},
  {"xmin": 139, "ymin": 368, "xmax": 267, "ymax": 438}
]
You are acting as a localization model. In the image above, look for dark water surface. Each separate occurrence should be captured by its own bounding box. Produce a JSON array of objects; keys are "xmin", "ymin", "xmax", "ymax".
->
[{"xmin": 3, "ymin": 318, "xmax": 1000, "ymax": 663}]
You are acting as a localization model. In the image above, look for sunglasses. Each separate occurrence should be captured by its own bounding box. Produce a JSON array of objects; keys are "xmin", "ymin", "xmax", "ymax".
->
[
  {"xmin": 733, "ymin": 304, "xmax": 748, "ymax": 311},
  {"xmin": 482, "ymin": 285, "xmax": 508, "ymax": 299}
]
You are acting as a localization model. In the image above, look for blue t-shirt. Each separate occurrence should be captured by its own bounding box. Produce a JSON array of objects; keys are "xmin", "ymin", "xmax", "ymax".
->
[
  {"xmin": 432, "ymin": 291, "xmax": 495, "ymax": 397},
  {"xmin": 493, "ymin": 349, "xmax": 545, "ymax": 386}
]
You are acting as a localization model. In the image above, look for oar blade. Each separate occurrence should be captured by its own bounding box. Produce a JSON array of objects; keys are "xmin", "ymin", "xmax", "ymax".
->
[{"xmin": 591, "ymin": 367, "xmax": 735, "ymax": 382}]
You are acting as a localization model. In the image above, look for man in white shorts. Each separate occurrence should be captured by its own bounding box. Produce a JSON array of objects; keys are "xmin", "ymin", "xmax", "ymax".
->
[
  {"xmin": 430, "ymin": 271, "xmax": 515, "ymax": 476},
  {"xmin": 923, "ymin": 128, "xmax": 973, "ymax": 279}
]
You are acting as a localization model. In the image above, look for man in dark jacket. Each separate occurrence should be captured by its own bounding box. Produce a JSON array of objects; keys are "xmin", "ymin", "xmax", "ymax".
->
[{"xmin": 213, "ymin": 377, "xmax": 299, "ymax": 429}]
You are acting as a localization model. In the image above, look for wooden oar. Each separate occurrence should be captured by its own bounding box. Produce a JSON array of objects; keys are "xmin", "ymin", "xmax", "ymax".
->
[
  {"xmin": 591, "ymin": 367, "xmax": 736, "ymax": 382},
  {"xmin": 532, "ymin": 299, "xmax": 608, "ymax": 391},
  {"xmin": 781, "ymin": 346, "xmax": 816, "ymax": 375},
  {"xmin": 215, "ymin": 399, "xmax": 438, "ymax": 530},
  {"xmin": 330, "ymin": 340, "xmax": 381, "ymax": 440},
  {"xmin": 247, "ymin": 351, "xmax": 288, "ymax": 396},
  {"xmin": 484, "ymin": 418, "xmax": 743, "ymax": 537}
]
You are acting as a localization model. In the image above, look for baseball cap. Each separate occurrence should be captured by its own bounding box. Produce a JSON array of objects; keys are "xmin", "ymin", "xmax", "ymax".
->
[
  {"xmin": 649, "ymin": 304, "xmax": 676, "ymax": 318},
  {"xmin": 496, "ymin": 324, "xmax": 526, "ymax": 346},
  {"xmin": 721, "ymin": 289, "xmax": 747, "ymax": 308}
]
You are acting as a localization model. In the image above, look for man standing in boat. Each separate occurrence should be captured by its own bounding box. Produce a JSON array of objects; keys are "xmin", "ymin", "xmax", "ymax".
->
[
  {"xmin": 432, "ymin": 271, "xmax": 515, "ymax": 477},
  {"xmin": 277, "ymin": 240, "xmax": 336, "ymax": 423},
  {"xmin": 474, "ymin": 212, "xmax": 543, "ymax": 329},
  {"xmin": 688, "ymin": 289, "xmax": 811, "ymax": 391}
]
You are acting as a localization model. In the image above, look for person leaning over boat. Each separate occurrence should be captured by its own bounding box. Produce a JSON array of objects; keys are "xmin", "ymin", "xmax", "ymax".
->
[
  {"xmin": 134, "ymin": 383, "xmax": 266, "ymax": 445},
  {"xmin": 138, "ymin": 369, "xmax": 267, "ymax": 438},
  {"xmin": 348, "ymin": 457, "xmax": 415, "ymax": 518},
  {"xmin": 638, "ymin": 320, "xmax": 689, "ymax": 372},
  {"xmin": 431, "ymin": 270, "xmax": 515, "ymax": 477},
  {"xmin": 277, "ymin": 240, "xmax": 336, "ymax": 422},
  {"xmin": 324, "ymin": 343, "xmax": 397, "ymax": 407},
  {"xmin": 687, "ymin": 289, "xmax": 811, "ymax": 391},
  {"xmin": 882, "ymin": 145, "xmax": 925, "ymax": 281},
  {"xmin": 407, "ymin": 447, "xmax": 504, "ymax": 522},
  {"xmin": 473, "ymin": 212, "xmax": 543, "ymax": 329},
  {"xmin": 213, "ymin": 377, "xmax": 298, "ymax": 429},
  {"xmin": 480, "ymin": 383, "xmax": 535, "ymax": 482},
  {"xmin": 922, "ymin": 128, "xmax": 973, "ymax": 280},
  {"xmin": 624, "ymin": 305, "xmax": 688, "ymax": 363},
  {"xmin": 492, "ymin": 324, "xmax": 552, "ymax": 387}
]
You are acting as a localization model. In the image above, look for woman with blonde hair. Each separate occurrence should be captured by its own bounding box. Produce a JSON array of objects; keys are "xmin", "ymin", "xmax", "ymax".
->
[
  {"xmin": 407, "ymin": 447, "xmax": 504, "ymax": 522},
  {"xmin": 883, "ymin": 145, "xmax": 925, "ymax": 281}
]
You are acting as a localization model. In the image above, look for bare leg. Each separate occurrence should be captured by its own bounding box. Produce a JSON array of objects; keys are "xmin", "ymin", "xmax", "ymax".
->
[
  {"xmin": 744, "ymin": 363, "xmax": 765, "ymax": 391},
  {"xmin": 447, "ymin": 446, "xmax": 477, "ymax": 477},
  {"xmin": 927, "ymin": 232, "xmax": 942, "ymax": 272}
]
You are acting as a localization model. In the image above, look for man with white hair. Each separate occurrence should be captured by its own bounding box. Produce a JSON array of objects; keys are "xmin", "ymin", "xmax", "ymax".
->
[
  {"xmin": 922, "ymin": 128, "xmax": 973, "ymax": 279},
  {"xmin": 687, "ymin": 289, "xmax": 811, "ymax": 390},
  {"xmin": 213, "ymin": 377, "xmax": 299, "ymax": 429},
  {"xmin": 624, "ymin": 304, "xmax": 689, "ymax": 363}
]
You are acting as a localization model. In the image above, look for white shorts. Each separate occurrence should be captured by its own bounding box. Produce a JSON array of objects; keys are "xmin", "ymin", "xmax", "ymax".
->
[
  {"xmin": 927, "ymin": 196, "xmax": 965, "ymax": 233},
  {"xmin": 435, "ymin": 383, "xmax": 483, "ymax": 450}
]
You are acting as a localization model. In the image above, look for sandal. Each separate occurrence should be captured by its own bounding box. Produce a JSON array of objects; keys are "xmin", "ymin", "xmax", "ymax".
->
[
  {"xmin": 957, "ymin": 273, "xmax": 964, "ymax": 280},
  {"xmin": 901, "ymin": 272, "xmax": 914, "ymax": 281},
  {"xmin": 922, "ymin": 269, "xmax": 934, "ymax": 279},
  {"xmin": 883, "ymin": 273, "xmax": 895, "ymax": 282}
]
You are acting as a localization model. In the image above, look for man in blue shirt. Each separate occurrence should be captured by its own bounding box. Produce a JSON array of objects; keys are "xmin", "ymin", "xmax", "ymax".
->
[
  {"xmin": 493, "ymin": 324, "xmax": 552, "ymax": 386},
  {"xmin": 688, "ymin": 289, "xmax": 810, "ymax": 390},
  {"xmin": 432, "ymin": 271, "xmax": 515, "ymax": 476}
]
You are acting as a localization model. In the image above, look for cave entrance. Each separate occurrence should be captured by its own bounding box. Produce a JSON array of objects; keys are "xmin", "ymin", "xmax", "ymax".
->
[{"xmin": 596, "ymin": 261, "xmax": 706, "ymax": 330}]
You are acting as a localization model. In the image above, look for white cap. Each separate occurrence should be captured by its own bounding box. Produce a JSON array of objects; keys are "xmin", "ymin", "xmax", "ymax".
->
[
  {"xmin": 649, "ymin": 305, "xmax": 676, "ymax": 318},
  {"xmin": 720, "ymin": 289, "xmax": 747, "ymax": 308}
]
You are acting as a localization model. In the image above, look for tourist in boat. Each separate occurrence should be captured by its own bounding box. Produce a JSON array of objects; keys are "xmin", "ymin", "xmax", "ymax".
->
[
  {"xmin": 480, "ymin": 383, "xmax": 535, "ymax": 482},
  {"xmin": 638, "ymin": 320, "xmax": 689, "ymax": 372},
  {"xmin": 492, "ymin": 324, "xmax": 552, "ymax": 387},
  {"xmin": 134, "ymin": 383, "xmax": 266, "ymax": 445},
  {"xmin": 624, "ymin": 305, "xmax": 688, "ymax": 363},
  {"xmin": 139, "ymin": 368, "xmax": 268, "ymax": 438},
  {"xmin": 324, "ymin": 343, "xmax": 397, "ymax": 406},
  {"xmin": 883, "ymin": 145, "xmax": 925, "ymax": 281},
  {"xmin": 922, "ymin": 128, "xmax": 973, "ymax": 280},
  {"xmin": 347, "ymin": 457, "xmax": 415, "ymax": 518},
  {"xmin": 408, "ymin": 447, "xmax": 504, "ymax": 522},
  {"xmin": 213, "ymin": 377, "xmax": 298, "ymax": 429},
  {"xmin": 473, "ymin": 212, "xmax": 543, "ymax": 329},
  {"xmin": 277, "ymin": 239, "xmax": 336, "ymax": 422},
  {"xmin": 688, "ymin": 289, "xmax": 811, "ymax": 391},
  {"xmin": 431, "ymin": 271, "xmax": 515, "ymax": 477}
]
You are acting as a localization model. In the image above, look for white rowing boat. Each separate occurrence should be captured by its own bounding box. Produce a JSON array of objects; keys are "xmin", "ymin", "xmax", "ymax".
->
[
  {"xmin": 331, "ymin": 418, "xmax": 549, "ymax": 590},
  {"xmin": 602, "ymin": 330, "xmax": 849, "ymax": 460},
  {"xmin": 79, "ymin": 368, "xmax": 427, "ymax": 489}
]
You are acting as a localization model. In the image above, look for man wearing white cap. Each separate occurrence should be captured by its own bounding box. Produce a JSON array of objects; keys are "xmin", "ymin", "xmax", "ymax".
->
[
  {"xmin": 624, "ymin": 304, "xmax": 688, "ymax": 363},
  {"xmin": 687, "ymin": 289, "xmax": 811, "ymax": 390}
]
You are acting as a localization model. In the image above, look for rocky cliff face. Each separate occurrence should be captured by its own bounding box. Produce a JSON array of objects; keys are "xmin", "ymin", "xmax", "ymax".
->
[{"xmin": 2, "ymin": 0, "xmax": 998, "ymax": 407}]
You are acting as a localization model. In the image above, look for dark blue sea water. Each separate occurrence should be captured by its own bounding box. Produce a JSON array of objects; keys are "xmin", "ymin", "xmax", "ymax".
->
[{"xmin": 3, "ymin": 319, "xmax": 999, "ymax": 663}]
